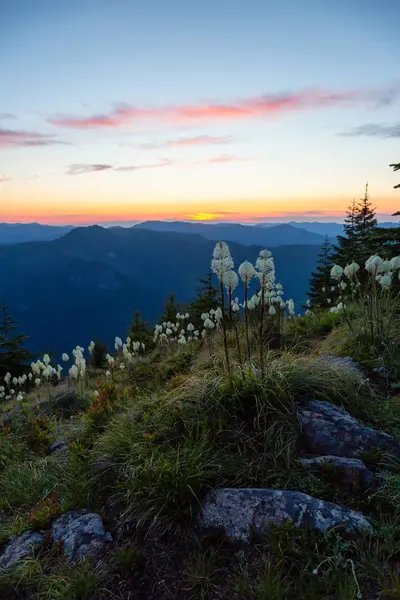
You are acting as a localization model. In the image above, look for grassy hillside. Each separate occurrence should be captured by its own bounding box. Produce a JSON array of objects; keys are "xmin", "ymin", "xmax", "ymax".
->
[{"xmin": 0, "ymin": 243, "xmax": 399, "ymax": 599}]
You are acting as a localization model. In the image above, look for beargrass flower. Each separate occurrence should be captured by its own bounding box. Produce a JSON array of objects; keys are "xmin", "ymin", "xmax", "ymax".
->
[
  {"xmin": 222, "ymin": 269, "xmax": 239, "ymax": 293},
  {"xmin": 43, "ymin": 354, "xmax": 50, "ymax": 366},
  {"xmin": 238, "ymin": 261, "xmax": 256, "ymax": 284},
  {"xmin": 88, "ymin": 341, "xmax": 95, "ymax": 354},
  {"xmin": 69, "ymin": 365, "xmax": 78, "ymax": 379},
  {"xmin": 390, "ymin": 256, "xmax": 400, "ymax": 270},
  {"xmin": 330, "ymin": 265, "xmax": 344, "ymax": 280}
]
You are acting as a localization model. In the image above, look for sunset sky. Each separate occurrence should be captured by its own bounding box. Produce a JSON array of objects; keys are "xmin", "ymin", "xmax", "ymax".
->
[{"xmin": 1, "ymin": 0, "xmax": 399, "ymax": 225}]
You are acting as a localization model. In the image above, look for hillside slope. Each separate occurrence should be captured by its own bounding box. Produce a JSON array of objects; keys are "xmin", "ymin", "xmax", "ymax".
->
[{"xmin": 0, "ymin": 226, "xmax": 320, "ymax": 353}]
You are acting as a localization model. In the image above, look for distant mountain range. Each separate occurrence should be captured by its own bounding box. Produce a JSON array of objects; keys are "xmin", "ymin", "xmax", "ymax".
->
[
  {"xmin": 133, "ymin": 221, "xmax": 328, "ymax": 246},
  {"xmin": 0, "ymin": 222, "xmax": 74, "ymax": 244},
  {"xmin": 2, "ymin": 220, "xmax": 398, "ymax": 247},
  {"xmin": 0, "ymin": 226, "xmax": 321, "ymax": 355}
]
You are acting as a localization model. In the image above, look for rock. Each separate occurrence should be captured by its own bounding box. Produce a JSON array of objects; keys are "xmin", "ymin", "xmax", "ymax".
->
[
  {"xmin": 319, "ymin": 355, "xmax": 363, "ymax": 372},
  {"xmin": 0, "ymin": 531, "xmax": 43, "ymax": 569},
  {"xmin": 48, "ymin": 438, "xmax": 68, "ymax": 454},
  {"xmin": 51, "ymin": 511, "xmax": 112, "ymax": 560},
  {"xmin": 298, "ymin": 400, "xmax": 400, "ymax": 458},
  {"xmin": 299, "ymin": 455, "xmax": 375, "ymax": 487},
  {"xmin": 200, "ymin": 488, "xmax": 372, "ymax": 541}
]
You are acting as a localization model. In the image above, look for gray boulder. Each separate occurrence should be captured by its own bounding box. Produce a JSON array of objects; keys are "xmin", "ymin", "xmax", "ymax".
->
[
  {"xmin": 51, "ymin": 511, "xmax": 112, "ymax": 560},
  {"xmin": 200, "ymin": 488, "xmax": 372, "ymax": 541},
  {"xmin": 0, "ymin": 531, "xmax": 43, "ymax": 569},
  {"xmin": 299, "ymin": 455, "xmax": 375, "ymax": 487},
  {"xmin": 48, "ymin": 438, "xmax": 68, "ymax": 454},
  {"xmin": 319, "ymin": 355, "xmax": 362, "ymax": 372},
  {"xmin": 298, "ymin": 400, "xmax": 400, "ymax": 458}
]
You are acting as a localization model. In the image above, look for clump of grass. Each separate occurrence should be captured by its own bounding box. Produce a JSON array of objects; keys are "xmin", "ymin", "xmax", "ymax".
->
[
  {"xmin": 0, "ymin": 454, "xmax": 65, "ymax": 510},
  {"xmin": 0, "ymin": 554, "xmax": 101, "ymax": 600}
]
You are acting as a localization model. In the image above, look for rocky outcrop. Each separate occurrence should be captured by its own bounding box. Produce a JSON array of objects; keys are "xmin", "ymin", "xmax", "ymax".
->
[
  {"xmin": 0, "ymin": 531, "xmax": 43, "ymax": 569},
  {"xmin": 51, "ymin": 511, "xmax": 112, "ymax": 559},
  {"xmin": 200, "ymin": 488, "xmax": 372, "ymax": 540},
  {"xmin": 299, "ymin": 455, "xmax": 375, "ymax": 487},
  {"xmin": 298, "ymin": 400, "xmax": 400, "ymax": 458}
]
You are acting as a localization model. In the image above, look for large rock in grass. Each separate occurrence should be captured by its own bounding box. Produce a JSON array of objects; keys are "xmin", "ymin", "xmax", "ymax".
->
[
  {"xmin": 51, "ymin": 511, "xmax": 112, "ymax": 560},
  {"xmin": 200, "ymin": 488, "xmax": 372, "ymax": 540},
  {"xmin": 298, "ymin": 400, "xmax": 400, "ymax": 458},
  {"xmin": 0, "ymin": 531, "xmax": 43, "ymax": 569},
  {"xmin": 299, "ymin": 455, "xmax": 375, "ymax": 487}
]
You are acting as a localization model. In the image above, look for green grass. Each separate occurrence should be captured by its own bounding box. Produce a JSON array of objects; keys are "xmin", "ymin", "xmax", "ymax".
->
[{"xmin": 0, "ymin": 311, "xmax": 399, "ymax": 599}]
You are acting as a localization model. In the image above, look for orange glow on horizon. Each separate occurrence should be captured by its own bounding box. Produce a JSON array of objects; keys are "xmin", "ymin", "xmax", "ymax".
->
[{"xmin": 1, "ymin": 189, "xmax": 398, "ymax": 225}]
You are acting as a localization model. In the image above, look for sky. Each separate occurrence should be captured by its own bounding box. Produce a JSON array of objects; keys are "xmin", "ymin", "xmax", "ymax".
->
[{"xmin": 1, "ymin": 0, "xmax": 399, "ymax": 225}]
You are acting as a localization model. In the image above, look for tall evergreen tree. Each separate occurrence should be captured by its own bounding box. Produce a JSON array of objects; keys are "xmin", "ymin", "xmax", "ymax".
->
[
  {"xmin": 307, "ymin": 236, "xmax": 335, "ymax": 308},
  {"xmin": 190, "ymin": 271, "xmax": 219, "ymax": 325},
  {"xmin": 129, "ymin": 310, "xmax": 153, "ymax": 347},
  {"xmin": 333, "ymin": 198, "xmax": 359, "ymax": 264},
  {"xmin": 354, "ymin": 183, "xmax": 377, "ymax": 233},
  {"xmin": 0, "ymin": 302, "xmax": 34, "ymax": 377},
  {"xmin": 160, "ymin": 292, "xmax": 179, "ymax": 323}
]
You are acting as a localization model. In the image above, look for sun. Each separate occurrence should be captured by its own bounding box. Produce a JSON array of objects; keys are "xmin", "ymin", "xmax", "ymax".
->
[{"xmin": 186, "ymin": 213, "xmax": 222, "ymax": 221}]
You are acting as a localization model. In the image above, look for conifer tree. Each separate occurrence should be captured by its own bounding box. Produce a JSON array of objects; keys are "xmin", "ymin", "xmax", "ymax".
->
[
  {"xmin": 160, "ymin": 292, "xmax": 179, "ymax": 323},
  {"xmin": 333, "ymin": 198, "xmax": 359, "ymax": 264},
  {"xmin": 0, "ymin": 302, "xmax": 34, "ymax": 377},
  {"xmin": 307, "ymin": 236, "xmax": 334, "ymax": 308},
  {"xmin": 129, "ymin": 310, "xmax": 153, "ymax": 347},
  {"xmin": 354, "ymin": 183, "xmax": 377, "ymax": 233},
  {"xmin": 190, "ymin": 271, "xmax": 219, "ymax": 325}
]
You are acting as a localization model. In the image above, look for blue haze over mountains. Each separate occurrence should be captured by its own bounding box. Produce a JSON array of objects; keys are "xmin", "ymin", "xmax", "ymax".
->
[{"xmin": 0, "ymin": 220, "xmax": 398, "ymax": 356}]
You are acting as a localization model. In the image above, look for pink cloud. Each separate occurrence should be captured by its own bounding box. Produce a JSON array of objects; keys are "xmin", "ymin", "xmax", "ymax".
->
[
  {"xmin": 0, "ymin": 174, "xmax": 11, "ymax": 182},
  {"xmin": 192, "ymin": 156, "xmax": 251, "ymax": 165},
  {"xmin": 0, "ymin": 128, "xmax": 62, "ymax": 149},
  {"xmin": 115, "ymin": 159, "xmax": 173, "ymax": 171},
  {"xmin": 141, "ymin": 135, "xmax": 233, "ymax": 149},
  {"xmin": 48, "ymin": 84, "xmax": 400, "ymax": 129}
]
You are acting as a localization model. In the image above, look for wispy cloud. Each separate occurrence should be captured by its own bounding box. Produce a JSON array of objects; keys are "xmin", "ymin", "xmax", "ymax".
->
[
  {"xmin": 0, "ymin": 128, "xmax": 64, "ymax": 149},
  {"xmin": 192, "ymin": 156, "xmax": 251, "ymax": 165},
  {"xmin": 66, "ymin": 160, "xmax": 173, "ymax": 175},
  {"xmin": 0, "ymin": 175, "xmax": 11, "ymax": 183},
  {"xmin": 339, "ymin": 122, "xmax": 400, "ymax": 138},
  {"xmin": 141, "ymin": 135, "xmax": 234, "ymax": 149},
  {"xmin": 115, "ymin": 159, "xmax": 173, "ymax": 171},
  {"xmin": 0, "ymin": 113, "xmax": 16, "ymax": 120},
  {"xmin": 67, "ymin": 164, "xmax": 113, "ymax": 175},
  {"xmin": 48, "ymin": 84, "xmax": 400, "ymax": 129}
]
